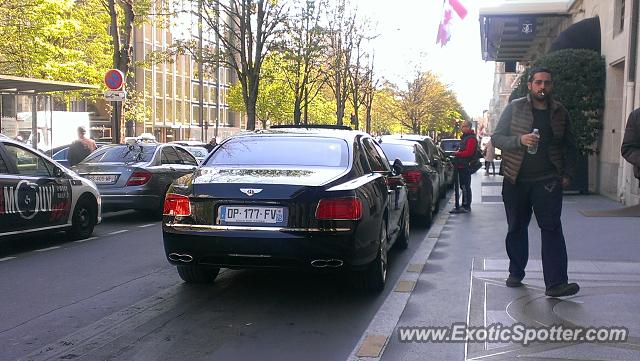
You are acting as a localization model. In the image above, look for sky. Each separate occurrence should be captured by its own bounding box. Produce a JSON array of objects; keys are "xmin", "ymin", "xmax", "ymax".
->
[{"xmin": 352, "ymin": 0, "xmax": 496, "ymax": 117}]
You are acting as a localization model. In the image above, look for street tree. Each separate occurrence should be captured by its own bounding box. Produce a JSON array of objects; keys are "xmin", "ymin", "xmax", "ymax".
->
[
  {"xmin": 227, "ymin": 53, "xmax": 294, "ymax": 129},
  {"xmin": 279, "ymin": 0, "xmax": 328, "ymax": 125},
  {"xmin": 194, "ymin": 0, "xmax": 288, "ymax": 131},
  {"xmin": 323, "ymin": 0, "xmax": 357, "ymax": 126}
]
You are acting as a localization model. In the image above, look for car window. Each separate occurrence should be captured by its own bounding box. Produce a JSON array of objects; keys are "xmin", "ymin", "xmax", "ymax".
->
[
  {"xmin": 416, "ymin": 146, "xmax": 430, "ymax": 165},
  {"xmin": 84, "ymin": 145, "xmax": 157, "ymax": 163},
  {"xmin": 0, "ymin": 151, "xmax": 9, "ymax": 174},
  {"xmin": 362, "ymin": 138, "xmax": 389, "ymax": 172},
  {"xmin": 3, "ymin": 143, "xmax": 52, "ymax": 177},
  {"xmin": 207, "ymin": 136, "xmax": 349, "ymax": 168},
  {"xmin": 379, "ymin": 143, "xmax": 417, "ymax": 163},
  {"xmin": 52, "ymin": 148, "xmax": 68, "ymax": 160},
  {"xmin": 161, "ymin": 147, "xmax": 182, "ymax": 165},
  {"xmin": 440, "ymin": 140, "xmax": 460, "ymax": 152},
  {"xmin": 176, "ymin": 147, "xmax": 198, "ymax": 166}
]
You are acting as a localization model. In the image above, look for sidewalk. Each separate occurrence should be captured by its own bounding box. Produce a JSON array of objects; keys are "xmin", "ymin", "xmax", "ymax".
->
[{"xmin": 353, "ymin": 171, "xmax": 640, "ymax": 361}]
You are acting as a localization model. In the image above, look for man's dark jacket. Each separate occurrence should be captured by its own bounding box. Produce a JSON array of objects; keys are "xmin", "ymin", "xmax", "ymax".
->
[
  {"xmin": 621, "ymin": 108, "xmax": 640, "ymax": 180},
  {"xmin": 491, "ymin": 95, "xmax": 577, "ymax": 184}
]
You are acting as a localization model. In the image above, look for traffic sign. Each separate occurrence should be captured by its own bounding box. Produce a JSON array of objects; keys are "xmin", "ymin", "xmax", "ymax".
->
[
  {"xmin": 104, "ymin": 90, "xmax": 127, "ymax": 102},
  {"xmin": 104, "ymin": 69, "xmax": 125, "ymax": 90}
]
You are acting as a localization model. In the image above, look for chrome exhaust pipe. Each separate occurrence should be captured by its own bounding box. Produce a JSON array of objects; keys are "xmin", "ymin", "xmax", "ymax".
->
[
  {"xmin": 311, "ymin": 259, "xmax": 343, "ymax": 268},
  {"xmin": 168, "ymin": 253, "xmax": 194, "ymax": 263}
]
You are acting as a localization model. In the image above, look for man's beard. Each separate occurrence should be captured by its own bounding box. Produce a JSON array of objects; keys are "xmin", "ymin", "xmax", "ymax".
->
[{"xmin": 530, "ymin": 89, "xmax": 548, "ymax": 101}]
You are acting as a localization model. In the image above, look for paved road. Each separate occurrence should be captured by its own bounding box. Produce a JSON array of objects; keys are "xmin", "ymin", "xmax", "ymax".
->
[{"xmin": 0, "ymin": 200, "xmax": 447, "ymax": 361}]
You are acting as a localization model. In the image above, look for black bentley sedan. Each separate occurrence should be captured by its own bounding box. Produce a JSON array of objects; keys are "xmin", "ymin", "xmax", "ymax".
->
[
  {"xmin": 378, "ymin": 138, "xmax": 441, "ymax": 225},
  {"xmin": 162, "ymin": 126, "xmax": 410, "ymax": 292},
  {"xmin": 72, "ymin": 142, "xmax": 199, "ymax": 217}
]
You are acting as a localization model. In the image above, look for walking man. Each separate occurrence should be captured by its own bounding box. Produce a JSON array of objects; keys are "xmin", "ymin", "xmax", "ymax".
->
[
  {"xmin": 492, "ymin": 67, "xmax": 579, "ymax": 297},
  {"xmin": 452, "ymin": 120, "xmax": 478, "ymax": 212}
]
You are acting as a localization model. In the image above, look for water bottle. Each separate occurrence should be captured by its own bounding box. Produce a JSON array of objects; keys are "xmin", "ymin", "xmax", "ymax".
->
[{"xmin": 527, "ymin": 128, "xmax": 540, "ymax": 154}]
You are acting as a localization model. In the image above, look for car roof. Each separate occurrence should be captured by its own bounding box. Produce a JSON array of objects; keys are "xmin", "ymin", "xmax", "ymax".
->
[
  {"xmin": 382, "ymin": 134, "xmax": 433, "ymax": 141},
  {"xmin": 234, "ymin": 126, "xmax": 370, "ymax": 142},
  {"xmin": 377, "ymin": 138, "xmax": 420, "ymax": 147}
]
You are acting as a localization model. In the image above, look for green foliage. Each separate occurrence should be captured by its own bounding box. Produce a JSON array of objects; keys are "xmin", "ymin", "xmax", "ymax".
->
[
  {"xmin": 0, "ymin": 0, "xmax": 111, "ymax": 87},
  {"xmin": 510, "ymin": 49, "xmax": 605, "ymax": 155}
]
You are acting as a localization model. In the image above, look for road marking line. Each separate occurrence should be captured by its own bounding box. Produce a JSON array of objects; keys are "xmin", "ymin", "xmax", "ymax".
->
[
  {"xmin": 36, "ymin": 246, "xmax": 61, "ymax": 252},
  {"xmin": 0, "ymin": 257, "xmax": 17, "ymax": 262},
  {"xmin": 138, "ymin": 223, "xmax": 156, "ymax": 228},
  {"xmin": 108, "ymin": 230, "xmax": 128, "ymax": 235},
  {"xmin": 394, "ymin": 280, "xmax": 415, "ymax": 293},
  {"xmin": 356, "ymin": 335, "xmax": 388, "ymax": 358},
  {"xmin": 74, "ymin": 236, "xmax": 97, "ymax": 243}
]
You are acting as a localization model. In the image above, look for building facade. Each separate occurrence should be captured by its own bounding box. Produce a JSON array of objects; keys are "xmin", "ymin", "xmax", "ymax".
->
[{"xmin": 131, "ymin": 0, "xmax": 242, "ymax": 143}]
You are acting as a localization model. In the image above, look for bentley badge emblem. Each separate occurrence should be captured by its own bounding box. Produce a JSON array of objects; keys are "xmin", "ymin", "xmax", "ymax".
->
[{"xmin": 240, "ymin": 188, "xmax": 263, "ymax": 196}]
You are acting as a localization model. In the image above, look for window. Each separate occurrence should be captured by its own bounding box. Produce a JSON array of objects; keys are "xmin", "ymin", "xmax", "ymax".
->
[
  {"xmin": 161, "ymin": 147, "xmax": 182, "ymax": 165},
  {"xmin": 0, "ymin": 152, "xmax": 9, "ymax": 174},
  {"xmin": 362, "ymin": 138, "xmax": 388, "ymax": 172},
  {"xmin": 3, "ymin": 143, "xmax": 51, "ymax": 177},
  {"xmin": 615, "ymin": 0, "xmax": 626, "ymax": 34},
  {"xmin": 206, "ymin": 137, "xmax": 349, "ymax": 168},
  {"xmin": 176, "ymin": 147, "xmax": 198, "ymax": 166}
]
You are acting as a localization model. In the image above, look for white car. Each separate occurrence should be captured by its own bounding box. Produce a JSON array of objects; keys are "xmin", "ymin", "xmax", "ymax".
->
[{"xmin": 0, "ymin": 137, "xmax": 101, "ymax": 240}]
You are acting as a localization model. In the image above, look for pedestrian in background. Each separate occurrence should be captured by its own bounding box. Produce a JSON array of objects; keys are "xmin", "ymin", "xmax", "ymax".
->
[
  {"xmin": 621, "ymin": 107, "xmax": 640, "ymax": 185},
  {"xmin": 484, "ymin": 138, "xmax": 496, "ymax": 175},
  {"xmin": 452, "ymin": 120, "xmax": 478, "ymax": 212},
  {"xmin": 68, "ymin": 126, "xmax": 96, "ymax": 166},
  {"xmin": 492, "ymin": 67, "xmax": 579, "ymax": 298},
  {"xmin": 205, "ymin": 137, "xmax": 217, "ymax": 152}
]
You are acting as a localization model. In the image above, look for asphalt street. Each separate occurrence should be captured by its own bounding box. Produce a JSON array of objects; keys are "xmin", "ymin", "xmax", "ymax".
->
[{"xmin": 0, "ymin": 199, "xmax": 447, "ymax": 361}]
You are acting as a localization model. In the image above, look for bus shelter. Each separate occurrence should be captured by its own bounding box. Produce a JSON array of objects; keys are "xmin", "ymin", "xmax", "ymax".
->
[{"xmin": 0, "ymin": 75, "xmax": 99, "ymax": 150}]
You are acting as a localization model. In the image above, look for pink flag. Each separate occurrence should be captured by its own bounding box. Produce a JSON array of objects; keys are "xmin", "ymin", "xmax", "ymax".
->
[{"xmin": 435, "ymin": 0, "xmax": 468, "ymax": 47}]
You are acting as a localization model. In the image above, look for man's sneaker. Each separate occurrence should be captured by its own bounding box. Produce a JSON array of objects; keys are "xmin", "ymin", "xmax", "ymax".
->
[
  {"xmin": 463, "ymin": 206, "xmax": 471, "ymax": 212},
  {"xmin": 506, "ymin": 276, "xmax": 523, "ymax": 288},
  {"xmin": 545, "ymin": 282, "xmax": 580, "ymax": 297}
]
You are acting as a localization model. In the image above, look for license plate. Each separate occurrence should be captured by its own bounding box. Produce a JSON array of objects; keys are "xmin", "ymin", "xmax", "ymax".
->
[
  {"xmin": 86, "ymin": 174, "xmax": 118, "ymax": 184},
  {"xmin": 218, "ymin": 205, "xmax": 286, "ymax": 225}
]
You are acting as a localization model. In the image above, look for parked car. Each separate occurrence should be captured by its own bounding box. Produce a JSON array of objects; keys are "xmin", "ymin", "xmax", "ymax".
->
[
  {"xmin": 184, "ymin": 146, "xmax": 209, "ymax": 164},
  {"xmin": 439, "ymin": 138, "xmax": 461, "ymax": 157},
  {"xmin": 380, "ymin": 134, "xmax": 447, "ymax": 198},
  {"xmin": 162, "ymin": 125, "xmax": 410, "ymax": 292},
  {"xmin": 0, "ymin": 137, "xmax": 101, "ymax": 240},
  {"xmin": 378, "ymin": 138, "xmax": 440, "ymax": 225},
  {"xmin": 170, "ymin": 140, "xmax": 208, "ymax": 148},
  {"xmin": 436, "ymin": 146, "xmax": 455, "ymax": 188},
  {"xmin": 72, "ymin": 142, "xmax": 199, "ymax": 217}
]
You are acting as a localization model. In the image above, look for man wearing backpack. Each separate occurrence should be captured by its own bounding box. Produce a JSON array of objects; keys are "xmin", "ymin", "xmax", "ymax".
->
[
  {"xmin": 68, "ymin": 126, "xmax": 97, "ymax": 166},
  {"xmin": 452, "ymin": 120, "xmax": 479, "ymax": 212}
]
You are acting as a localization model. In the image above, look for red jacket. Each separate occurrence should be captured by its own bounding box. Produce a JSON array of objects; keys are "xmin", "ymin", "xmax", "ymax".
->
[{"xmin": 454, "ymin": 131, "xmax": 478, "ymax": 168}]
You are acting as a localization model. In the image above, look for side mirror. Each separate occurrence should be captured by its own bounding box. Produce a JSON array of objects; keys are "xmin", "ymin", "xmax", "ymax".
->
[{"xmin": 392, "ymin": 158, "xmax": 404, "ymax": 175}]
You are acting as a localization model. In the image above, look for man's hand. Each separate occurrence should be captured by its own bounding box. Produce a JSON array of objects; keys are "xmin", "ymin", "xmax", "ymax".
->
[
  {"xmin": 520, "ymin": 133, "xmax": 540, "ymax": 147},
  {"xmin": 562, "ymin": 176, "xmax": 571, "ymax": 188}
]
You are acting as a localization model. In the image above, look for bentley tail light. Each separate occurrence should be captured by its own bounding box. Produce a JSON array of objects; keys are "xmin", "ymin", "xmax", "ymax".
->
[
  {"xmin": 402, "ymin": 170, "xmax": 422, "ymax": 183},
  {"xmin": 163, "ymin": 193, "xmax": 191, "ymax": 216},
  {"xmin": 126, "ymin": 171, "xmax": 152, "ymax": 186},
  {"xmin": 315, "ymin": 197, "xmax": 362, "ymax": 220}
]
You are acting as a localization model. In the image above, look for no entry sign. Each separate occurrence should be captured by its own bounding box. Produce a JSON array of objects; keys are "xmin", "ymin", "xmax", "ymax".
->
[{"xmin": 104, "ymin": 69, "xmax": 125, "ymax": 90}]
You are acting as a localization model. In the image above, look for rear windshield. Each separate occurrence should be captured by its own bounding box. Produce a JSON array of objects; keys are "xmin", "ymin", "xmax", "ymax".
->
[
  {"xmin": 83, "ymin": 145, "xmax": 157, "ymax": 163},
  {"xmin": 379, "ymin": 143, "xmax": 417, "ymax": 163},
  {"xmin": 206, "ymin": 136, "xmax": 349, "ymax": 167},
  {"xmin": 439, "ymin": 140, "xmax": 460, "ymax": 151}
]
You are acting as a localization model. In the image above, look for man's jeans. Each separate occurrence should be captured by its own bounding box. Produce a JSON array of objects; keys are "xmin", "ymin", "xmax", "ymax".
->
[
  {"xmin": 502, "ymin": 177, "xmax": 568, "ymax": 289},
  {"xmin": 458, "ymin": 168, "xmax": 472, "ymax": 209}
]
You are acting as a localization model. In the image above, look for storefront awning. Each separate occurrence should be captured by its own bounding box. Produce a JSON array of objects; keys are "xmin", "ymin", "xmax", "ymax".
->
[
  {"xmin": 0, "ymin": 75, "xmax": 98, "ymax": 93},
  {"xmin": 479, "ymin": 0, "xmax": 576, "ymax": 62}
]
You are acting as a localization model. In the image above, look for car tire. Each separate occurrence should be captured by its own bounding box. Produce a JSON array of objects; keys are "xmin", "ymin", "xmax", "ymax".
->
[
  {"xmin": 67, "ymin": 198, "xmax": 96, "ymax": 240},
  {"xmin": 423, "ymin": 195, "xmax": 433, "ymax": 226},
  {"xmin": 394, "ymin": 206, "xmax": 410, "ymax": 250},
  {"xmin": 351, "ymin": 221, "xmax": 387, "ymax": 292},
  {"xmin": 177, "ymin": 265, "xmax": 220, "ymax": 284}
]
